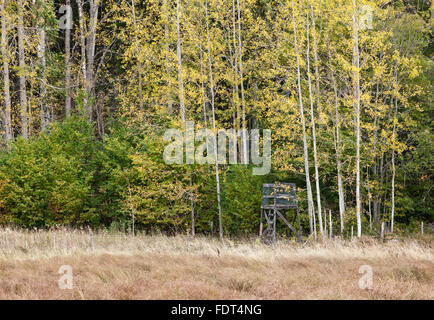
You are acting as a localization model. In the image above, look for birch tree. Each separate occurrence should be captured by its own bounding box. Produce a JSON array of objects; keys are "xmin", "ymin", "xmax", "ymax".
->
[
  {"xmin": 305, "ymin": 6, "xmax": 323, "ymax": 235},
  {"xmin": 292, "ymin": 1, "xmax": 315, "ymax": 234},
  {"xmin": 205, "ymin": 0, "xmax": 223, "ymax": 241},
  {"xmin": 1, "ymin": 0, "xmax": 12, "ymax": 141},
  {"xmin": 331, "ymin": 68, "xmax": 345, "ymax": 233},
  {"xmin": 236, "ymin": 0, "xmax": 247, "ymax": 164},
  {"xmin": 231, "ymin": 0, "xmax": 239, "ymax": 131},
  {"xmin": 352, "ymin": 0, "xmax": 362, "ymax": 237},
  {"xmin": 77, "ymin": 0, "xmax": 87, "ymax": 108},
  {"xmin": 86, "ymin": 0, "xmax": 99, "ymax": 121},
  {"xmin": 17, "ymin": 0, "xmax": 28, "ymax": 138},
  {"xmin": 176, "ymin": 0, "xmax": 186, "ymax": 123},
  {"xmin": 36, "ymin": 0, "xmax": 48, "ymax": 130},
  {"xmin": 65, "ymin": 0, "xmax": 71, "ymax": 117},
  {"xmin": 131, "ymin": 0, "xmax": 144, "ymax": 112}
]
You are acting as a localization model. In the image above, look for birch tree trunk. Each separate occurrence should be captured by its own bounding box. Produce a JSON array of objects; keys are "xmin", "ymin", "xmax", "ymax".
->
[
  {"xmin": 37, "ymin": 2, "xmax": 48, "ymax": 131},
  {"xmin": 329, "ymin": 209, "xmax": 332, "ymax": 237},
  {"xmin": 391, "ymin": 148, "xmax": 395, "ymax": 233},
  {"xmin": 198, "ymin": 33, "xmax": 210, "ymax": 237},
  {"xmin": 231, "ymin": 0, "xmax": 239, "ymax": 131},
  {"xmin": 352, "ymin": 0, "xmax": 362, "ymax": 237},
  {"xmin": 323, "ymin": 207, "xmax": 327, "ymax": 237},
  {"xmin": 310, "ymin": 4, "xmax": 322, "ymax": 116},
  {"xmin": 65, "ymin": 0, "xmax": 71, "ymax": 117},
  {"xmin": 77, "ymin": 0, "xmax": 88, "ymax": 108},
  {"xmin": 292, "ymin": 1, "xmax": 314, "ymax": 234},
  {"xmin": 205, "ymin": 0, "xmax": 223, "ymax": 241},
  {"xmin": 306, "ymin": 9, "xmax": 323, "ymax": 236},
  {"xmin": 176, "ymin": 0, "xmax": 186, "ymax": 124},
  {"xmin": 331, "ymin": 69, "xmax": 345, "ymax": 233},
  {"xmin": 199, "ymin": 42, "xmax": 208, "ymax": 128},
  {"xmin": 190, "ymin": 175, "xmax": 195, "ymax": 236},
  {"xmin": 391, "ymin": 91, "xmax": 398, "ymax": 233},
  {"xmin": 86, "ymin": 0, "xmax": 98, "ymax": 122},
  {"xmin": 313, "ymin": 206, "xmax": 317, "ymax": 241},
  {"xmin": 370, "ymin": 78, "xmax": 382, "ymax": 225},
  {"xmin": 1, "ymin": 0, "xmax": 12, "ymax": 141},
  {"xmin": 236, "ymin": 0, "xmax": 248, "ymax": 164},
  {"xmin": 131, "ymin": 0, "xmax": 144, "ymax": 112},
  {"xmin": 18, "ymin": 0, "xmax": 28, "ymax": 138},
  {"xmin": 163, "ymin": 0, "xmax": 172, "ymax": 114}
]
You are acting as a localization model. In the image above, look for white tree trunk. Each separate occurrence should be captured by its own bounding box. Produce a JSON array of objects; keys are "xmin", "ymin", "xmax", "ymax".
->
[
  {"xmin": 162, "ymin": 0, "xmax": 173, "ymax": 114},
  {"xmin": 65, "ymin": 0, "xmax": 71, "ymax": 117},
  {"xmin": 391, "ymin": 92, "xmax": 398, "ymax": 233},
  {"xmin": 310, "ymin": 4, "xmax": 322, "ymax": 116},
  {"xmin": 77, "ymin": 0, "xmax": 88, "ymax": 108},
  {"xmin": 131, "ymin": 0, "xmax": 144, "ymax": 112},
  {"xmin": 18, "ymin": 0, "xmax": 28, "ymax": 138},
  {"xmin": 292, "ymin": 1, "xmax": 315, "ymax": 234},
  {"xmin": 236, "ymin": 0, "xmax": 248, "ymax": 164},
  {"xmin": 205, "ymin": 0, "xmax": 223, "ymax": 241},
  {"xmin": 331, "ymin": 69, "xmax": 345, "ymax": 233},
  {"xmin": 329, "ymin": 210, "xmax": 332, "ymax": 237},
  {"xmin": 352, "ymin": 0, "xmax": 362, "ymax": 237},
  {"xmin": 323, "ymin": 207, "xmax": 327, "ymax": 237},
  {"xmin": 306, "ymin": 9, "xmax": 323, "ymax": 236},
  {"xmin": 38, "ymin": 20, "xmax": 48, "ymax": 130},
  {"xmin": 231, "ymin": 0, "xmax": 239, "ymax": 131},
  {"xmin": 391, "ymin": 151, "xmax": 395, "ymax": 233},
  {"xmin": 86, "ymin": 0, "xmax": 98, "ymax": 121},
  {"xmin": 1, "ymin": 0, "xmax": 12, "ymax": 141},
  {"xmin": 190, "ymin": 176, "xmax": 195, "ymax": 236},
  {"xmin": 176, "ymin": 0, "xmax": 186, "ymax": 123}
]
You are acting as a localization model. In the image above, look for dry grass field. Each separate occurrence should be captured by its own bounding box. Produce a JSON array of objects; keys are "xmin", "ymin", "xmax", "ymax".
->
[{"xmin": 0, "ymin": 228, "xmax": 432, "ymax": 299}]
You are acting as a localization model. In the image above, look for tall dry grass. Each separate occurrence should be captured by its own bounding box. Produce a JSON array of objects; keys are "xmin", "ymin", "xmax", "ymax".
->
[{"xmin": 0, "ymin": 228, "xmax": 432, "ymax": 299}]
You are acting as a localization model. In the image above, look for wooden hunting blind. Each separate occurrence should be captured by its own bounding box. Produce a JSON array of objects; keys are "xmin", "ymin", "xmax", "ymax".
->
[{"xmin": 260, "ymin": 183, "xmax": 302, "ymax": 243}]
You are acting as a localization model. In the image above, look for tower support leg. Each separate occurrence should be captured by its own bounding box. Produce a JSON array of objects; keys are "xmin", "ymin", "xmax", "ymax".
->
[{"xmin": 273, "ymin": 207, "xmax": 277, "ymax": 243}]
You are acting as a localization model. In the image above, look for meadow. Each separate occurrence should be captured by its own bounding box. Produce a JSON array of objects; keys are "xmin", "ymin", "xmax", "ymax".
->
[{"xmin": 0, "ymin": 228, "xmax": 432, "ymax": 300}]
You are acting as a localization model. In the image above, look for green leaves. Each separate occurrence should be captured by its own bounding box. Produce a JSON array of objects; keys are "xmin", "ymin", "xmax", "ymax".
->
[{"xmin": 0, "ymin": 116, "xmax": 95, "ymax": 228}]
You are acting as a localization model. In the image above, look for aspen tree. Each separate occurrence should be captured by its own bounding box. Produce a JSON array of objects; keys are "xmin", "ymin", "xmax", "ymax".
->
[
  {"xmin": 77, "ymin": 0, "xmax": 87, "ymax": 108},
  {"xmin": 329, "ymin": 209, "xmax": 332, "ymax": 237},
  {"xmin": 163, "ymin": 0, "xmax": 173, "ymax": 114},
  {"xmin": 17, "ymin": 0, "xmax": 28, "ymax": 138},
  {"xmin": 390, "ymin": 69, "xmax": 400, "ymax": 234},
  {"xmin": 199, "ymin": 42, "xmax": 208, "ymax": 129},
  {"xmin": 390, "ymin": 97, "xmax": 397, "ymax": 233},
  {"xmin": 1, "ymin": 0, "xmax": 12, "ymax": 141},
  {"xmin": 231, "ymin": 0, "xmax": 240, "ymax": 131},
  {"xmin": 205, "ymin": 0, "xmax": 223, "ymax": 241},
  {"xmin": 65, "ymin": 0, "xmax": 71, "ymax": 116},
  {"xmin": 36, "ymin": 0, "xmax": 48, "ymax": 130},
  {"xmin": 330, "ymin": 67, "xmax": 345, "ymax": 233},
  {"xmin": 292, "ymin": 0, "xmax": 315, "ymax": 234},
  {"xmin": 305, "ymin": 5, "xmax": 323, "ymax": 236},
  {"xmin": 190, "ymin": 174, "xmax": 195, "ymax": 236},
  {"xmin": 86, "ymin": 0, "xmax": 98, "ymax": 121},
  {"xmin": 310, "ymin": 3, "xmax": 322, "ymax": 117},
  {"xmin": 236, "ymin": 0, "xmax": 247, "ymax": 164},
  {"xmin": 131, "ymin": 0, "xmax": 144, "ymax": 112},
  {"xmin": 176, "ymin": 0, "xmax": 186, "ymax": 124},
  {"xmin": 352, "ymin": 0, "xmax": 362, "ymax": 237}
]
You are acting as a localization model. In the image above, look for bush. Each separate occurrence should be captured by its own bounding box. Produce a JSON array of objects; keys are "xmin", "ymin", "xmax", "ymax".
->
[{"xmin": 0, "ymin": 116, "xmax": 97, "ymax": 227}]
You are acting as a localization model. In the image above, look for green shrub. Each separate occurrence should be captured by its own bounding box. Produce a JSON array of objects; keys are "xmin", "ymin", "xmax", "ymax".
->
[{"xmin": 0, "ymin": 116, "xmax": 97, "ymax": 227}]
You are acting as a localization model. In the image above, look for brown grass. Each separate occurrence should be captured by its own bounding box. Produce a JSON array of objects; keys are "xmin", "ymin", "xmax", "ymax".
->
[{"xmin": 0, "ymin": 228, "xmax": 432, "ymax": 299}]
